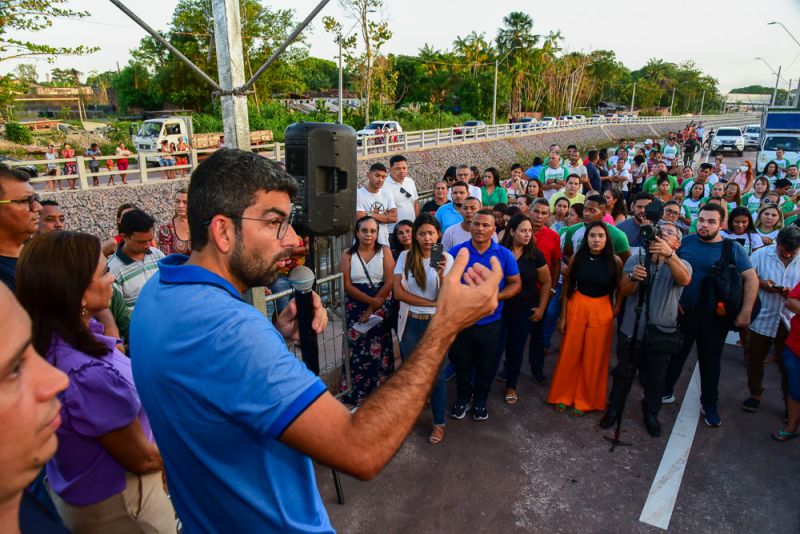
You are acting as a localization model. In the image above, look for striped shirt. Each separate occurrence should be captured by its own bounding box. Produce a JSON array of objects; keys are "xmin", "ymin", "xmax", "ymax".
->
[
  {"xmin": 107, "ymin": 246, "xmax": 165, "ymax": 309},
  {"xmin": 749, "ymin": 245, "xmax": 800, "ymax": 338}
]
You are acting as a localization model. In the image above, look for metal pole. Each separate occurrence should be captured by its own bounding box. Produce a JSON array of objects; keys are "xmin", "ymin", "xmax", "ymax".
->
[
  {"xmin": 492, "ymin": 59, "xmax": 499, "ymax": 125},
  {"xmin": 630, "ymin": 81, "xmax": 636, "ymax": 112},
  {"xmin": 211, "ymin": 0, "xmax": 250, "ymax": 150},
  {"xmin": 568, "ymin": 73, "xmax": 575, "ymax": 115},
  {"xmin": 337, "ymin": 39, "xmax": 343, "ymax": 124},
  {"xmin": 772, "ymin": 65, "xmax": 782, "ymax": 106},
  {"xmin": 107, "ymin": 0, "xmax": 223, "ymax": 92},
  {"xmin": 699, "ymin": 90, "xmax": 705, "ymax": 115},
  {"xmin": 670, "ymin": 86, "xmax": 676, "ymax": 115},
  {"xmin": 788, "ymin": 79, "xmax": 793, "ymax": 107},
  {"xmin": 242, "ymin": 0, "xmax": 330, "ymax": 92}
]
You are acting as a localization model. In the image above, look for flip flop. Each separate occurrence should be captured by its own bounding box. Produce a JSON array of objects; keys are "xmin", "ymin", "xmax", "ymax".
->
[
  {"xmin": 569, "ymin": 408, "xmax": 585, "ymax": 418},
  {"xmin": 554, "ymin": 403, "xmax": 567, "ymax": 414},
  {"xmin": 772, "ymin": 429, "xmax": 799, "ymax": 442},
  {"xmin": 428, "ymin": 424, "xmax": 445, "ymax": 445},
  {"xmin": 504, "ymin": 389, "xmax": 518, "ymax": 405}
]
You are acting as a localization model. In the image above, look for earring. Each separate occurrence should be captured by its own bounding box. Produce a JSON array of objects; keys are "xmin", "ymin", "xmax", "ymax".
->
[{"xmin": 81, "ymin": 307, "xmax": 88, "ymax": 318}]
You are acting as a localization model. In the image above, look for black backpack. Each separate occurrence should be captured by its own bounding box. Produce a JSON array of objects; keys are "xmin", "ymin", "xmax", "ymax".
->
[{"xmin": 701, "ymin": 239, "xmax": 743, "ymax": 325}]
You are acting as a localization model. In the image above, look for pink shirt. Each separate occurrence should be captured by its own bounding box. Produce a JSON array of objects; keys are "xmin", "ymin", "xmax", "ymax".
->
[{"xmin": 603, "ymin": 213, "xmax": 615, "ymax": 225}]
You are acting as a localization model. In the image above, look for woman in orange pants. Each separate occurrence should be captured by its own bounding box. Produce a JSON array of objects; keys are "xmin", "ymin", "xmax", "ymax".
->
[{"xmin": 548, "ymin": 221, "xmax": 622, "ymax": 417}]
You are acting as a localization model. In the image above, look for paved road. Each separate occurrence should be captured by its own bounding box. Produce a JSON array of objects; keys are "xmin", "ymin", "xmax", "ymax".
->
[{"xmin": 314, "ymin": 149, "xmax": 800, "ymax": 533}]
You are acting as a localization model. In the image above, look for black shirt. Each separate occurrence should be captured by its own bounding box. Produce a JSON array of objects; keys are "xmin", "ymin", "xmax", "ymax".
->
[
  {"xmin": 573, "ymin": 255, "xmax": 616, "ymax": 298},
  {"xmin": 19, "ymin": 489, "xmax": 69, "ymax": 533},
  {"xmin": 503, "ymin": 249, "xmax": 547, "ymax": 317},
  {"xmin": 0, "ymin": 255, "xmax": 17, "ymax": 292},
  {"xmin": 421, "ymin": 200, "xmax": 446, "ymax": 214}
]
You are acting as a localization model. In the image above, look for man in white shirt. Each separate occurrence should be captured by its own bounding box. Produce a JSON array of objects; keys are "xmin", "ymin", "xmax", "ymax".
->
[
  {"xmin": 564, "ymin": 145, "xmax": 588, "ymax": 190},
  {"xmin": 608, "ymin": 148, "xmax": 632, "ymax": 169},
  {"xmin": 356, "ymin": 162, "xmax": 397, "ymax": 246},
  {"xmin": 383, "ymin": 155, "xmax": 419, "ymax": 232},
  {"xmin": 447, "ymin": 164, "xmax": 481, "ymax": 200}
]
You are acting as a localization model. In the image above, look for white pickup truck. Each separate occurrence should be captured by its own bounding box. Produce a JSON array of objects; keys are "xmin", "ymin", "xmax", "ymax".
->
[{"xmin": 756, "ymin": 109, "xmax": 800, "ymax": 173}]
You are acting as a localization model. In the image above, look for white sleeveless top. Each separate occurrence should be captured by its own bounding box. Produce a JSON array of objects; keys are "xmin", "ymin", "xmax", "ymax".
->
[{"xmin": 350, "ymin": 248, "xmax": 384, "ymax": 285}]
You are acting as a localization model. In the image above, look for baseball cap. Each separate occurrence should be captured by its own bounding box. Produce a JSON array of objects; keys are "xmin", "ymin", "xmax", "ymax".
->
[{"xmin": 644, "ymin": 139, "xmax": 653, "ymax": 145}]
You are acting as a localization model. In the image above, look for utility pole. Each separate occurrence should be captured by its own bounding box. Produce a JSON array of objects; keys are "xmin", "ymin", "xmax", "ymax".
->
[
  {"xmin": 772, "ymin": 65, "xmax": 782, "ymax": 106},
  {"xmin": 699, "ymin": 90, "xmax": 705, "ymax": 115},
  {"xmin": 568, "ymin": 72, "xmax": 575, "ymax": 115},
  {"xmin": 630, "ymin": 81, "xmax": 636, "ymax": 112},
  {"xmin": 787, "ymin": 79, "xmax": 793, "ymax": 107},
  {"xmin": 337, "ymin": 38, "xmax": 344, "ymax": 124},
  {"xmin": 670, "ymin": 86, "xmax": 676, "ymax": 115},
  {"xmin": 492, "ymin": 59, "xmax": 499, "ymax": 125},
  {"xmin": 211, "ymin": 0, "xmax": 250, "ymax": 150}
]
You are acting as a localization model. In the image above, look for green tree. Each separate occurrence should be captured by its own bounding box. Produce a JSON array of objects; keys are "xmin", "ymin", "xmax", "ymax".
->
[
  {"xmin": 14, "ymin": 63, "xmax": 37, "ymax": 83},
  {"xmin": 0, "ymin": 0, "xmax": 97, "ymax": 62}
]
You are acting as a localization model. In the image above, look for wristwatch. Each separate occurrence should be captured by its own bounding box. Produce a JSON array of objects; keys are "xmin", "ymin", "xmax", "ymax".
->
[
  {"xmin": 550, "ymin": 288, "xmax": 557, "ymax": 295},
  {"xmin": 627, "ymin": 272, "xmax": 637, "ymax": 282}
]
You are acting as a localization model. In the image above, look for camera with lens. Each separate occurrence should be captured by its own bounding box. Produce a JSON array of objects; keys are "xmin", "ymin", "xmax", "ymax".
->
[{"xmin": 637, "ymin": 199, "xmax": 664, "ymax": 246}]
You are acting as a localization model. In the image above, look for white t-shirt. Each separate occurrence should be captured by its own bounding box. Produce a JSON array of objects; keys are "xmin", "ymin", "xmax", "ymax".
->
[
  {"xmin": 383, "ymin": 176, "xmax": 418, "ymax": 231},
  {"xmin": 540, "ymin": 166, "xmax": 568, "ymax": 200},
  {"xmin": 720, "ymin": 231, "xmax": 764, "ymax": 255},
  {"xmin": 441, "ymin": 224, "xmax": 498, "ymax": 252},
  {"xmin": 609, "ymin": 168, "xmax": 631, "ymax": 191},
  {"xmin": 356, "ymin": 187, "xmax": 396, "ymax": 246},
  {"xmin": 394, "ymin": 250, "xmax": 454, "ymax": 314}
]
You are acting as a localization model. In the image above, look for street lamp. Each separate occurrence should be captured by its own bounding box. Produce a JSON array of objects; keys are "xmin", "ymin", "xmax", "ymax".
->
[
  {"xmin": 768, "ymin": 21, "xmax": 800, "ymax": 107},
  {"xmin": 492, "ymin": 46, "xmax": 519, "ymax": 125}
]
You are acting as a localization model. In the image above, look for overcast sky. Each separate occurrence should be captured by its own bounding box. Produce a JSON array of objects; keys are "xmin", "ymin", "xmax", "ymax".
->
[{"xmin": 5, "ymin": 0, "xmax": 800, "ymax": 94}]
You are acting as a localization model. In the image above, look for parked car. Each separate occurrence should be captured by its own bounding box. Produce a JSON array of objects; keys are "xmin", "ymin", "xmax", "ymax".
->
[
  {"xmin": 743, "ymin": 124, "xmax": 761, "ymax": 149},
  {"xmin": 711, "ymin": 127, "xmax": 745, "ymax": 157},
  {"xmin": 574, "ymin": 115, "xmax": 586, "ymax": 122},
  {"xmin": 356, "ymin": 120, "xmax": 403, "ymax": 145},
  {"xmin": 0, "ymin": 155, "xmax": 38, "ymax": 177},
  {"xmin": 539, "ymin": 116, "xmax": 556, "ymax": 127},
  {"xmin": 456, "ymin": 120, "xmax": 486, "ymax": 135},
  {"xmin": 514, "ymin": 117, "xmax": 538, "ymax": 131},
  {"xmin": 590, "ymin": 114, "xmax": 605, "ymax": 123}
]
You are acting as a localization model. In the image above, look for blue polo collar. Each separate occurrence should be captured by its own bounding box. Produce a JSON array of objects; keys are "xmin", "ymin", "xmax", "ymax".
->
[
  {"xmin": 464, "ymin": 238, "xmax": 501, "ymax": 257},
  {"xmin": 157, "ymin": 254, "xmax": 244, "ymax": 301}
]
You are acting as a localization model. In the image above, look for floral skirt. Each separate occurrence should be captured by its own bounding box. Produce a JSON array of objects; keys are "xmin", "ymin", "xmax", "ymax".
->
[{"xmin": 340, "ymin": 283, "xmax": 395, "ymax": 405}]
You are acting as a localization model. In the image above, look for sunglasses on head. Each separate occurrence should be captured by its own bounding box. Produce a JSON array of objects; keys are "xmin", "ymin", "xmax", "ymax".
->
[{"xmin": 399, "ymin": 187, "xmax": 412, "ymax": 199}]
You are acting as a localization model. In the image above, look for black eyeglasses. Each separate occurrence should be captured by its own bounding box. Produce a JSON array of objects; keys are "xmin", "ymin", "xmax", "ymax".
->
[
  {"xmin": 399, "ymin": 187, "xmax": 412, "ymax": 199},
  {"xmin": 0, "ymin": 193, "xmax": 40, "ymax": 210},
  {"xmin": 203, "ymin": 210, "xmax": 294, "ymax": 239}
]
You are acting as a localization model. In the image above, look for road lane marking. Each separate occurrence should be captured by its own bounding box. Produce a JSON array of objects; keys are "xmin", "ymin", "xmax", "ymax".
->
[{"xmin": 639, "ymin": 363, "xmax": 701, "ymax": 530}]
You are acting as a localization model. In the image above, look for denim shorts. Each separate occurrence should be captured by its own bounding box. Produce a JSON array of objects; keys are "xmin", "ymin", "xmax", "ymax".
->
[{"xmin": 783, "ymin": 347, "xmax": 800, "ymax": 402}]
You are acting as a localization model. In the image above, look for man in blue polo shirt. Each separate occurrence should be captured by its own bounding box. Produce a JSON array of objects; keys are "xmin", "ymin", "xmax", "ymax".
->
[
  {"xmin": 436, "ymin": 180, "xmax": 469, "ymax": 231},
  {"xmin": 448, "ymin": 209, "xmax": 521, "ymax": 421},
  {"xmin": 130, "ymin": 149, "xmax": 505, "ymax": 532}
]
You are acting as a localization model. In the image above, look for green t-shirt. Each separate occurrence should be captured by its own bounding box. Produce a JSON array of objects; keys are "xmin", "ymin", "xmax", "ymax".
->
[
  {"xmin": 560, "ymin": 222, "xmax": 631, "ymax": 256},
  {"xmin": 682, "ymin": 197, "xmax": 704, "ymax": 220},
  {"xmin": 481, "ymin": 186, "xmax": 508, "ymax": 207},
  {"xmin": 642, "ymin": 174, "xmax": 678, "ymax": 194},
  {"xmin": 541, "ymin": 165, "xmax": 569, "ymax": 184},
  {"xmin": 741, "ymin": 192, "xmax": 765, "ymax": 214}
]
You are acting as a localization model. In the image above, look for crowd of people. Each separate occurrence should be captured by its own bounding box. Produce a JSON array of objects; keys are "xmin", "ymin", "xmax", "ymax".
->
[{"xmin": 2, "ymin": 123, "xmax": 800, "ymax": 531}]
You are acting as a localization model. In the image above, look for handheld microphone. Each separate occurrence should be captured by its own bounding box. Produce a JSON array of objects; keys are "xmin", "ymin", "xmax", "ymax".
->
[{"xmin": 288, "ymin": 266, "xmax": 320, "ymax": 375}]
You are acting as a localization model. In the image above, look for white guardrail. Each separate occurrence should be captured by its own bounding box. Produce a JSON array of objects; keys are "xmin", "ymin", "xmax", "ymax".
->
[{"xmin": 5, "ymin": 113, "xmax": 759, "ymax": 192}]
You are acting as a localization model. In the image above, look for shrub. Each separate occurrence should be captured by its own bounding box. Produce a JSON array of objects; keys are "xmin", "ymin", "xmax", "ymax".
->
[{"xmin": 5, "ymin": 122, "xmax": 33, "ymax": 144}]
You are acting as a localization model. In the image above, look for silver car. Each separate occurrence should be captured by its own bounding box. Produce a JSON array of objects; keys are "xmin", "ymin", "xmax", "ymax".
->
[{"xmin": 743, "ymin": 124, "xmax": 761, "ymax": 149}]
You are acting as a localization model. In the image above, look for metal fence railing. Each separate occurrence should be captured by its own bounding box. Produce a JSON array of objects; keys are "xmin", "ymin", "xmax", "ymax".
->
[
  {"xmin": 251, "ymin": 272, "xmax": 351, "ymax": 400},
  {"xmin": 6, "ymin": 112, "xmax": 760, "ymax": 193}
]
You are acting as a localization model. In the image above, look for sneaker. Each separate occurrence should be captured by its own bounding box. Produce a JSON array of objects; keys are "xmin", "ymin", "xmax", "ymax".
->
[
  {"xmin": 741, "ymin": 397, "xmax": 761, "ymax": 412},
  {"xmin": 532, "ymin": 371, "xmax": 548, "ymax": 385},
  {"xmin": 449, "ymin": 401, "xmax": 470, "ymax": 420},
  {"xmin": 496, "ymin": 369, "xmax": 507, "ymax": 382},
  {"xmin": 662, "ymin": 393, "xmax": 676, "ymax": 404},
  {"xmin": 702, "ymin": 406, "xmax": 722, "ymax": 427},
  {"xmin": 472, "ymin": 404, "xmax": 488, "ymax": 421}
]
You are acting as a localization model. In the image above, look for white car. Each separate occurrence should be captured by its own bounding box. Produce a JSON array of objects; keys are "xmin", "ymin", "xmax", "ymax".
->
[
  {"xmin": 356, "ymin": 120, "xmax": 403, "ymax": 144},
  {"xmin": 574, "ymin": 114, "xmax": 586, "ymax": 122},
  {"xmin": 539, "ymin": 116, "xmax": 556, "ymax": 127},
  {"xmin": 743, "ymin": 124, "xmax": 761, "ymax": 149},
  {"xmin": 711, "ymin": 127, "xmax": 745, "ymax": 156}
]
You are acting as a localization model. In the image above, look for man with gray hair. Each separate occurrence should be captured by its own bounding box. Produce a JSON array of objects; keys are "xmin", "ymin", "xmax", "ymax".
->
[
  {"xmin": 741, "ymin": 225, "xmax": 800, "ymax": 415},
  {"xmin": 600, "ymin": 221, "xmax": 692, "ymax": 437}
]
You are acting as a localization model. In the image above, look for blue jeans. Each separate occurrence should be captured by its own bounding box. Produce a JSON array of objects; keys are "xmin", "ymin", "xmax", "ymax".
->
[
  {"xmin": 400, "ymin": 316, "xmax": 447, "ymax": 425},
  {"xmin": 266, "ymin": 275, "xmax": 293, "ymax": 317},
  {"xmin": 502, "ymin": 312, "xmax": 545, "ymax": 389},
  {"xmin": 543, "ymin": 283, "xmax": 562, "ymax": 349}
]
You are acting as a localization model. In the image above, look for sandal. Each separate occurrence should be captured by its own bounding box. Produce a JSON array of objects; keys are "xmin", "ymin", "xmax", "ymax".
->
[
  {"xmin": 504, "ymin": 388, "xmax": 518, "ymax": 405},
  {"xmin": 569, "ymin": 408, "xmax": 585, "ymax": 418},
  {"xmin": 772, "ymin": 429, "xmax": 799, "ymax": 442},
  {"xmin": 428, "ymin": 424, "xmax": 445, "ymax": 445},
  {"xmin": 554, "ymin": 403, "xmax": 567, "ymax": 414}
]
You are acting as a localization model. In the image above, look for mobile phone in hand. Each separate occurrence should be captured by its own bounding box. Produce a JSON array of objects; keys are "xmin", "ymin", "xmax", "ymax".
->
[{"xmin": 430, "ymin": 243, "xmax": 444, "ymax": 268}]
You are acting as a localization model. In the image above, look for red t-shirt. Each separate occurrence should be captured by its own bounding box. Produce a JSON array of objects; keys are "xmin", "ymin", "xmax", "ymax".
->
[
  {"xmin": 785, "ymin": 283, "xmax": 800, "ymax": 357},
  {"xmin": 534, "ymin": 226, "xmax": 562, "ymax": 266}
]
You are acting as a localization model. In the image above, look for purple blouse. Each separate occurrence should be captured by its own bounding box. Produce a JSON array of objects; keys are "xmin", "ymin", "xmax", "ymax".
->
[{"xmin": 45, "ymin": 319, "xmax": 154, "ymax": 506}]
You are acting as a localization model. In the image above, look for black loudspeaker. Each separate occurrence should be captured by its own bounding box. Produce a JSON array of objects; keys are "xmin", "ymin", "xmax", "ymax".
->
[{"xmin": 284, "ymin": 122, "xmax": 357, "ymax": 236}]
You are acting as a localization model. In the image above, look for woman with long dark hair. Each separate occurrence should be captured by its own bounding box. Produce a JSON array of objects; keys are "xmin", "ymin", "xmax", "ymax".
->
[
  {"xmin": 603, "ymin": 188, "xmax": 627, "ymax": 224},
  {"xmin": 721, "ymin": 207, "xmax": 764, "ymax": 256},
  {"xmin": 340, "ymin": 216, "xmax": 396, "ymax": 405},
  {"xmin": 157, "ymin": 188, "xmax": 191, "ymax": 255},
  {"xmin": 481, "ymin": 167, "xmax": 508, "ymax": 208},
  {"xmin": 16, "ymin": 232, "xmax": 174, "ymax": 533},
  {"xmin": 393, "ymin": 213, "xmax": 453, "ymax": 444},
  {"xmin": 390, "ymin": 219, "xmax": 413, "ymax": 260},
  {"xmin": 499, "ymin": 215, "xmax": 551, "ymax": 402},
  {"xmin": 547, "ymin": 221, "xmax": 622, "ymax": 417}
]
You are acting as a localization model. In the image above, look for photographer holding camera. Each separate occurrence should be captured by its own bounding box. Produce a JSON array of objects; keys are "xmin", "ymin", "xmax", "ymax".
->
[{"xmin": 601, "ymin": 214, "xmax": 692, "ymax": 437}]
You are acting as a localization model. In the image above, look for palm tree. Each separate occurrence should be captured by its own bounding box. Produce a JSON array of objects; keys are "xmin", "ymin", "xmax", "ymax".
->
[{"xmin": 496, "ymin": 12, "xmax": 540, "ymax": 116}]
